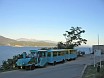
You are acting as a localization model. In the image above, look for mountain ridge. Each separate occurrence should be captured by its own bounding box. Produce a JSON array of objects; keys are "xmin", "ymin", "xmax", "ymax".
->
[
  {"xmin": 16, "ymin": 38, "xmax": 57, "ymax": 43},
  {"xmin": 0, "ymin": 36, "xmax": 57, "ymax": 46}
]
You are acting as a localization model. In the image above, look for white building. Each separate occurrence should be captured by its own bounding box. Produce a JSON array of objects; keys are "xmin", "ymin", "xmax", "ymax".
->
[{"xmin": 92, "ymin": 45, "xmax": 104, "ymax": 54}]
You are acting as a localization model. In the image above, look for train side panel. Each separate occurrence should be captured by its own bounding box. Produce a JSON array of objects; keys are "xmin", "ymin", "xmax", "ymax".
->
[{"xmin": 47, "ymin": 49, "xmax": 66, "ymax": 64}]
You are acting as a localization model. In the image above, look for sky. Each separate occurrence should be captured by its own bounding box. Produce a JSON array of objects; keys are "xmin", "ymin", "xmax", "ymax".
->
[{"xmin": 0, "ymin": 0, "xmax": 104, "ymax": 46}]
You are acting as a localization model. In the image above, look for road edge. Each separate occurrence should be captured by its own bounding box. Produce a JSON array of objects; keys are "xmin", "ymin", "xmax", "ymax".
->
[{"xmin": 81, "ymin": 64, "xmax": 87, "ymax": 78}]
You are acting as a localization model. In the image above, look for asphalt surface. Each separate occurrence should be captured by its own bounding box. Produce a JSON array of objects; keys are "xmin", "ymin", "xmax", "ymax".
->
[
  {"xmin": 0, "ymin": 54, "xmax": 104, "ymax": 78},
  {"xmin": 0, "ymin": 64, "xmax": 84, "ymax": 78}
]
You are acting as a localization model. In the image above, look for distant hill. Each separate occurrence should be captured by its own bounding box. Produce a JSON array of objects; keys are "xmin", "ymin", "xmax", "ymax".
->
[
  {"xmin": 17, "ymin": 38, "xmax": 57, "ymax": 43},
  {"xmin": 0, "ymin": 36, "xmax": 57, "ymax": 47},
  {"xmin": 16, "ymin": 38, "xmax": 38, "ymax": 42},
  {"xmin": 0, "ymin": 36, "xmax": 16, "ymax": 45}
]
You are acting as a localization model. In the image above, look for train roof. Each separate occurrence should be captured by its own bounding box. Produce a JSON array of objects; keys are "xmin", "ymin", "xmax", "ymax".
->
[
  {"xmin": 38, "ymin": 50, "xmax": 47, "ymax": 52},
  {"xmin": 30, "ymin": 49, "xmax": 76, "ymax": 53},
  {"xmin": 30, "ymin": 49, "xmax": 47, "ymax": 53},
  {"xmin": 47, "ymin": 49, "xmax": 66, "ymax": 52},
  {"xmin": 30, "ymin": 50, "xmax": 38, "ymax": 52},
  {"xmin": 47, "ymin": 49, "xmax": 76, "ymax": 52}
]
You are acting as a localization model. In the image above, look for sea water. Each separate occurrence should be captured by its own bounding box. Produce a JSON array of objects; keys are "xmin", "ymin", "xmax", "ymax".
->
[{"xmin": 0, "ymin": 46, "xmax": 41, "ymax": 66}]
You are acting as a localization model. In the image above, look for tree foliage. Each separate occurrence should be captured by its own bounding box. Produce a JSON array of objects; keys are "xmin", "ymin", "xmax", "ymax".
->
[{"xmin": 58, "ymin": 27, "xmax": 87, "ymax": 49}]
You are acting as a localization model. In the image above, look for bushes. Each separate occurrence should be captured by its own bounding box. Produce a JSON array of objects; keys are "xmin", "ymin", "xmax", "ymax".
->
[{"xmin": 0, "ymin": 54, "xmax": 23, "ymax": 72}]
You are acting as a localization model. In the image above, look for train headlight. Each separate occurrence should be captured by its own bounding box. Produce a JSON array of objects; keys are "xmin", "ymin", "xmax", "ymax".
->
[{"xmin": 21, "ymin": 66, "xmax": 22, "ymax": 69}]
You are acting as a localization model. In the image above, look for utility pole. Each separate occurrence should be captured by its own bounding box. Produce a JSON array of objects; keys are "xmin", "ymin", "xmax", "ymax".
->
[
  {"xmin": 94, "ymin": 34, "xmax": 101, "ymax": 68},
  {"xmin": 94, "ymin": 49, "xmax": 95, "ymax": 67},
  {"xmin": 98, "ymin": 34, "xmax": 101, "ymax": 68},
  {"xmin": 98, "ymin": 34, "xmax": 99, "ymax": 49}
]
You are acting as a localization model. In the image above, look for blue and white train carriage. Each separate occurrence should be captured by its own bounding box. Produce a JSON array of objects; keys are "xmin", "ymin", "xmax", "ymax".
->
[
  {"xmin": 47, "ymin": 49, "xmax": 66, "ymax": 65},
  {"xmin": 47, "ymin": 49, "xmax": 77, "ymax": 65}
]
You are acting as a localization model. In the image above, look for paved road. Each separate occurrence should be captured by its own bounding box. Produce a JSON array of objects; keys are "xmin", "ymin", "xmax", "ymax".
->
[
  {"xmin": 68, "ymin": 54, "xmax": 104, "ymax": 65},
  {"xmin": 0, "ymin": 54, "xmax": 104, "ymax": 78},
  {"xmin": 0, "ymin": 64, "xmax": 84, "ymax": 78}
]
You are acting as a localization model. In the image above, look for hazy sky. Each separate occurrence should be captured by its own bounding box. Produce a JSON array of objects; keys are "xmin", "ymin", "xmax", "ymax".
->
[{"xmin": 0, "ymin": 0, "xmax": 104, "ymax": 46}]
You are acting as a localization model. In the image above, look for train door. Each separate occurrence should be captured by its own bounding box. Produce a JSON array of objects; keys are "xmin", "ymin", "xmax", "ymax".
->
[{"xmin": 38, "ymin": 50, "xmax": 48, "ymax": 67}]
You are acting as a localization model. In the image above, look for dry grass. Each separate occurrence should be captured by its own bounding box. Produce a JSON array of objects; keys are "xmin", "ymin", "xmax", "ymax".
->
[{"xmin": 83, "ymin": 61, "xmax": 104, "ymax": 78}]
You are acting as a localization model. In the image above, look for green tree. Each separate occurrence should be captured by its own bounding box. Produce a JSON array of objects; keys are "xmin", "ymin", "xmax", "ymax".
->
[
  {"xmin": 58, "ymin": 27, "xmax": 87, "ymax": 49},
  {"xmin": 57, "ymin": 42, "xmax": 66, "ymax": 49}
]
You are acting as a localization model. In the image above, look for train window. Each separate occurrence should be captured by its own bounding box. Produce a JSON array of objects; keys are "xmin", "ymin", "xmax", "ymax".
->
[
  {"xmin": 70, "ymin": 50, "xmax": 74, "ymax": 54},
  {"xmin": 66, "ymin": 51, "xmax": 68, "ymax": 54},
  {"xmin": 48, "ymin": 52, "xmax": 51, "ymax": 57},
  {"xmin": 42, "ymin": 52, "xmax": 46, "ymax": 57},
  {"xmin": 39, "ymin": 52, "xmax": 45, "ymax": 57},
  {"xmin": 53, "ymin": 52, "xmax": 57, "ymax": 57},
  {"xmin": 58, "ymin": 52, "xmax": 61, "ymax": 56},
  {"xmin": 61, "ymin": 51, "xmax": 65, "ymax": 56},
  {"xmin": 58, "ymin": 51, "xmax": 64, "ymax": 56},
  {"xmin": 70, "ymin": 51, "xmax": 72, "ymax": 54},
  {"xmin": 73, "ymin": 50, "xmax": 76, "ymax": 54},
  {"xmin": 68, "ymin": 50, "xmax": 70, "ymax": 54}
]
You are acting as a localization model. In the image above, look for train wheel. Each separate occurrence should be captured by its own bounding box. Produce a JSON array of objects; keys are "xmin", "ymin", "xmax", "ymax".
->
[
  {"xmin": 63, "ymin": 59, "xmax": 65, "ymax": 63},
  {"xmin": 31, "ymin": 64, "xmax": 35, "ymax": 70},
  {"xmin": 73, "ymin": 58, "xmax": 76, "ymax": 60},
  {"xmin": 29, "ymin": 66, "xmax": 32, "ymax": 70},
  {"xmin": 25, "ymin": 66, "xmax": 29, "ymax": 70},
  {"xmin": 53, "ymin": 61, "xmax": 56, "ymax": 66},
  {"xmin": 22, "ymin": 66, "xmax": 25, "ymax": 69},
  {"xmin": 44, "ymin": 62, "xmax": 48, "ymax": 67},
  {"xmin": 29, "ymin": 65, "xmax": 35, "ymax": 70},
  {"xmin": 18, "ymin": 66, "xmax": 21, "ymax": 69}
]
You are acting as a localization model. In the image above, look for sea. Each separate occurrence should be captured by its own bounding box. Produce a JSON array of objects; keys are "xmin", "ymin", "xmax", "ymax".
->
[
  {"xmin": 0, "ymin": 46, "xmax": 42, "ymax": 66},
  {"xmin": 0, "ymin": 46, "xmax": 92, "ymax": 66}
]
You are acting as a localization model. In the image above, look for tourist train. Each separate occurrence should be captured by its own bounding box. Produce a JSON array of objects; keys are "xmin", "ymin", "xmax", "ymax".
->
[{"xmin": 16, "ymin": 49, "xmax": 77, "ymax": 70}]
